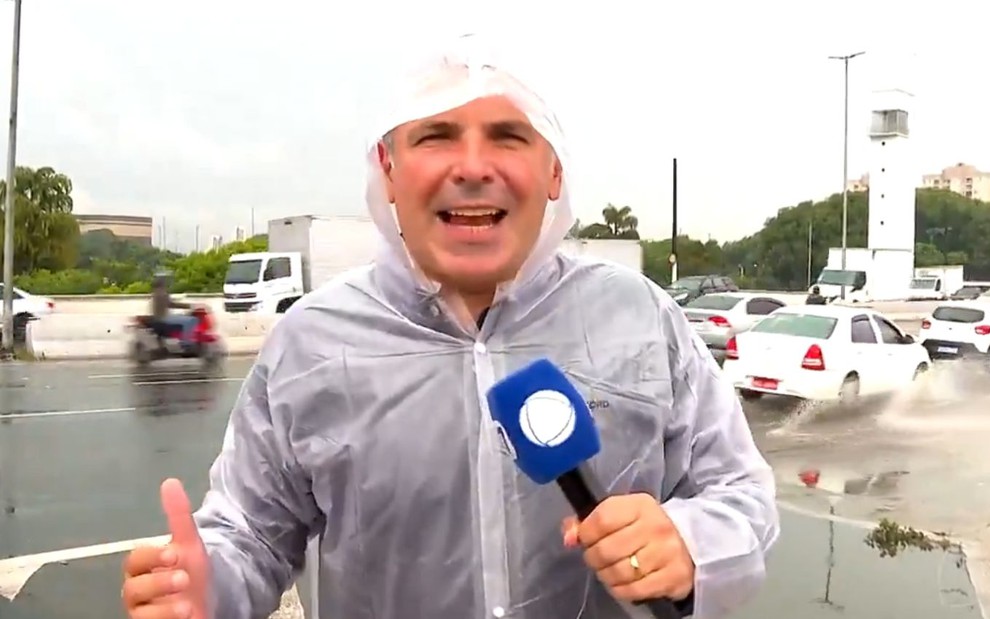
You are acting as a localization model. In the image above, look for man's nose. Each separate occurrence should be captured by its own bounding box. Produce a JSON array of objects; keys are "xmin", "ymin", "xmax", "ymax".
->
[{"xmin": 451, "ymin": 137, "xmax": 495, "ymax": 187}]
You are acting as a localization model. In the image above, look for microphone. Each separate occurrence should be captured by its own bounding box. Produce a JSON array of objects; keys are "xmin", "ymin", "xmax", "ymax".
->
[{"xmin": 486, "ymin": 358, "xmax": 681, "ymax": 619}]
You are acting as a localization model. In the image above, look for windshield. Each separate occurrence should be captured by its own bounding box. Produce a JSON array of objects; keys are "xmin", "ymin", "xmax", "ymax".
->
[
  {"xmin": 670, "ymin": 277, "xmax": 703, "ymax": 292},
  {"xmin": 932, "ymin": 306, "xmax": 985, "ymax": 323},
  {"xmin": 225, "ymin": 259, "xmax": 263, "ymax": 285},
  {"xmin": 750, "ymin": 313, "xmax": 838, "ymax": 339},
  {"xmin": 685, "ymin": 294, "xmax": 741, "ymax": 311},
  {"xmin": 817, "ymin": 269, "xmax": 865, "ymax": 286}
]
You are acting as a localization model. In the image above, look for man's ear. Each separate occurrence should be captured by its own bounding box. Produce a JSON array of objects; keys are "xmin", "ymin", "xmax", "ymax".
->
[
  {"xmin": 377, "ymin": 141, "xmax": 396, "ymax": 204},
  {"xmin": 547, "ymin": 156, "xmax": 563, "ymax": 201}
]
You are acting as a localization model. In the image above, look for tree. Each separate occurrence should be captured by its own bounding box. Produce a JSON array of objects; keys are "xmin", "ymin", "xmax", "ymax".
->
[
  {"xmin": 601, "ymin": 204, "xmax": 640, "ymax": 239},
  {"xmin": 0, "ymin": 166, "xmax": 79, "ymax": 275},
  {"xmin": 720, "ymin": 188, "xmax": 990, "ymax": 290},
  {"xmin": 575, "ymin": 204, "xmax": 641, "ymax": 240},
  {"xmin": 642, "ymin": 236, "xmax": 725, "ymax": 286},
  {"xmin": 167, "ymin": 235, "xmax": 269, "ymax": 293}
]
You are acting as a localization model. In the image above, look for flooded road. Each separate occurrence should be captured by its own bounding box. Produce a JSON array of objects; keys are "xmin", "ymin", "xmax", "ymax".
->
[{"xmin": 749, "ymin": 361, "xmax": 990, "ymax": 544}]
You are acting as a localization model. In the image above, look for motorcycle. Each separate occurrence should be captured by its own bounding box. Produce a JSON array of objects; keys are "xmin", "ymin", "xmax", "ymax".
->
[{"xmin": 128, "ymin": 305, "xmax": 225, "ymax": 371}]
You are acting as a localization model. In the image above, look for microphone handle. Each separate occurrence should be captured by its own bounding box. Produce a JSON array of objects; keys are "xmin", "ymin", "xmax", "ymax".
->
[{"xmin": 556, "ymin": 467, "xmax": 683, "ymax": 619}]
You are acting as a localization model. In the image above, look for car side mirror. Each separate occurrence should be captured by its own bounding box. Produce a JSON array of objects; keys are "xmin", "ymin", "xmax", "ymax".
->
[{"xmin": 901, "ymin": 334, "xmax": 914, "ymax": 344}]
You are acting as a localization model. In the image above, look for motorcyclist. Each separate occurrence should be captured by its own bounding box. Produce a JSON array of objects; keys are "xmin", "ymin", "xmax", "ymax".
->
[
  {"xmin": 805, "ymin": 285, "xmax": 827, "ymax": 305},
  {"xmin": 149, "ymin": 273, "xmax": 197, "ymax": 347}
]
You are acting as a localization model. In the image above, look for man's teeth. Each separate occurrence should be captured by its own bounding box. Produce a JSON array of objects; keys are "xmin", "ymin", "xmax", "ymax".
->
[{"xmin": 448, "ymin": 209, "xmax": 500, "ymax": 216}]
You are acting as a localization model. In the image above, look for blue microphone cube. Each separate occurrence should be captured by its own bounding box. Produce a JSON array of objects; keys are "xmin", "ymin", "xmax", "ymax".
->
[{"xmin": 486, "ymin": 358, "xmax": 601, "ymax": 484}]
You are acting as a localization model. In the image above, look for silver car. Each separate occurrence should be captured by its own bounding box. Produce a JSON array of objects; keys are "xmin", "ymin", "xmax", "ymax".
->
[{"xmin": 683, "ymin": 293, "xmax": 788, "ymax": 364}]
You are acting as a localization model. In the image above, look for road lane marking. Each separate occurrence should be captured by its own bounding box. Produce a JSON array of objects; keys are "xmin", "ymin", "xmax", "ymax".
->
[
  {"xmin": 0, "ymin": 534, "xmax": 168, "ymax": 600},
  {"xmin": 88, "ymin": 370, "xmax": 219, "ymax": 379},
  {"xmin": 0, "ymin": 407, "xmax": 136, "ymax": 421},
  {"xmin": 132, "ymin": 377, "xmax": 245, "ymax": 386}
]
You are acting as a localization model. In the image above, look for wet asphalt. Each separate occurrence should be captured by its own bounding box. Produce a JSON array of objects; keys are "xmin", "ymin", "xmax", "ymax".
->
[{"xmin": 0, "ymin": 354, "xmax": 985, "ymax": 619}]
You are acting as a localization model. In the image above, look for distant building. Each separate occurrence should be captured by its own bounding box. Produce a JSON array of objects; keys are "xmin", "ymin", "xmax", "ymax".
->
[
  {"xmin": 846, "ymin": 162, "xmax": 990, "ymax": 202},
  {"xmin": 210, "ymin": 235, "xmax": 224, "ymax": 250},
  {"xmin": 75, "ymin": 214, "xmax": 153, "ymax": 246},
  {"xmin": 921, "ymin": 162, "xmax": 990, "ymax": 201},
  {"xmin": 234, "ymin": 226, "xmax": 246, "ymax": 242},
  {"xmin": 846, "ymin": 173, "xmax": 870, "ymax": 193}
]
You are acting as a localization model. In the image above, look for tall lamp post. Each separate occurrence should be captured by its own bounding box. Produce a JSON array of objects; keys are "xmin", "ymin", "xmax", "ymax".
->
[
  {"xmin": 828, "ymin": 50, "xmax": 864, "ymax": 301},
  {"xmin": 1, "ymin": 0, "xmax": 22, "ymax": 355}
]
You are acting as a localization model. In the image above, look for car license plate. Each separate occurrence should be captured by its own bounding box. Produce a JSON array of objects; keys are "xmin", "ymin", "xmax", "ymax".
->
[
  {"xmin": 937, "ymin": 346, "xmax": 959, "ymax": 354},
  {"xmin": 751, "ymin": 377, "xmax": 779, "ymax": 390}
]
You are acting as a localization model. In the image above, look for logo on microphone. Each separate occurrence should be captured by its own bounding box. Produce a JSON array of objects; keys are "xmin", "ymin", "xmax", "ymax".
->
[{"xmin": 518, "ymin": 389, "xmax": 576, "ymax": 447}]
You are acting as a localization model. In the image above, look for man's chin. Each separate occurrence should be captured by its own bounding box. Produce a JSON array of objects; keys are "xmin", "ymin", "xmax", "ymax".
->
[{"xmin": 434, "ymin": 256, "xmax": 519, "ymax": 292}]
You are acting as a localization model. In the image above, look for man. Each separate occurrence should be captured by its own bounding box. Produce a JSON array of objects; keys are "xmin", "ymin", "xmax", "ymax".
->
[
  {"xmin": 805, "ymin": 285, "xmax": 827, "ymax": 305},
  {"xmin": 149, "ymin": 273, "xmax": 197, "ymax": 347},
  {"xmin": 121, "ymin": 38, "xmax": 778, "ymax": 619}
]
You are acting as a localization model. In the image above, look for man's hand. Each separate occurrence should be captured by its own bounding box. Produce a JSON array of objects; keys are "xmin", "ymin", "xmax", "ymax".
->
[
  {"xmin": 122, "ymin": 479, "xmax": 212, "ymax": 619},
  {"xmin": 561, "ymin": 493, "xmax": 694, "ymax": 603}
]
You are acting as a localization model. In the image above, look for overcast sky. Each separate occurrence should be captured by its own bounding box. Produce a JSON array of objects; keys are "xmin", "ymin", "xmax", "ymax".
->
[{"xmin": 0, "ymin": 0, "xmax": 986, "ymax": 253}]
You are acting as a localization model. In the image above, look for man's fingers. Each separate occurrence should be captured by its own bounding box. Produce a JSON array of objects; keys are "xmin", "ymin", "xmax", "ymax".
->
[
  {"xmin": 124, "ymin": 546, "xmax": 177, "ymax": 578},
  {"xmin": 129, "ymin": 597, "xmax": 193, "ymax": 619},
  {"xmin": 579, "ymin": 497, "xmax": 640, "ymax": 547},
  {"xmin": 583, "ymin": 520, "xmax": 648, "ymax": 571},
  {"xmin": 160, "ymin": 478, "xmax": 200, "ymax": 546},
  {"xmin": 122, "ymin": 569, "xmax": 190, "ymax": 609}
]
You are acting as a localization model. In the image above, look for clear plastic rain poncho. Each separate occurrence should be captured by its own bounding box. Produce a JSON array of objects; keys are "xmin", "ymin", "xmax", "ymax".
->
[{"xmin": 193, "ymin": 34, "xmax": 779, "ymax": 619}]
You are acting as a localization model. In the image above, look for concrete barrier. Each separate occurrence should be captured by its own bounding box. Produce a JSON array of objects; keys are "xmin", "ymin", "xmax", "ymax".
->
[
  {"xmin": 45, "ymin": 294, "xmax": 224, "ymax": 316},
  {"xmin": 26, "ymin": 313, "xmax": 281, "ymax": 361}
]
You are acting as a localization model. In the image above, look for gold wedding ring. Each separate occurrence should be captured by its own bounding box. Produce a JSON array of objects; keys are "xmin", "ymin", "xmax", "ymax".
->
[{"xmin": 629, "ymin": 553, "xmax": 642, "ymax": 579}]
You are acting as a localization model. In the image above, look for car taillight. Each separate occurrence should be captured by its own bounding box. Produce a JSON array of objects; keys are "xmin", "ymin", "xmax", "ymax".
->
[
  {"xmin": 707, "ymin": 315, "xmax": 731, "ymax": 328},
  {"xmin": 46, "ymin": 300, "xmax": 54, "ymax": 310},
  {"xmin": 976, "ymin": 325, "xmax": 990, "ymax": 336},
  {"xmin": 726, "ymin": 336, "xmax": 739, "ymax": 360},
  {"xmin": 801, "ymin": 344, "xmax": 826, "ymax": 371},
  {"xmin": 921, "ymin": 319, "xmax": 931, "ymax": 329}
]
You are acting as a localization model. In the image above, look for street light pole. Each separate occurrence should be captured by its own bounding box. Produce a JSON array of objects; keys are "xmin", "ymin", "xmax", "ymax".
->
[
  {"xmin": 829, "ymin": 51, "xmax": 864, "ymax": 301},
  {"xmin": 1, "ymin": 0, "xmax": 22, "ymax": 355}
]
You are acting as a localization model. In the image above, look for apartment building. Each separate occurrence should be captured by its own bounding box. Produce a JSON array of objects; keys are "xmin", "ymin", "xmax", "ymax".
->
[
  {"xmin": 847, "ymin": 162, "xmax": 990, "ymax": 202},
  {"xmin": 921, "ymin": 163, "xmax": 990, "ymax": 201}
]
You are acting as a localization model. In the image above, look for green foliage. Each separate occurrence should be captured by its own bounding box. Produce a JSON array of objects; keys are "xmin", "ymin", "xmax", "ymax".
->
[
  {"xmin": 0, "ymin": 166, "xmax": 80, "ymax": 274},
  {"xmin": 864, "ymin": 518, "xmax": 960, "ymax": 559},
  {"xmin": 577, "ymin": 204, "xmax": 640, "ymax": 240},
  {"xmin": 721, "ymin": 188, "xmax": 990, "ymax": 290},
  {"xmin": 165, "ymin": 235, "xmax": 269, "ymax": 293},
  {"xmin": 15, "ymin": 268, "xmax": 104, "ymax": 294},
  {"xmin": 14, "ymin": 230, "xmax": 268, "ymax": 295}
]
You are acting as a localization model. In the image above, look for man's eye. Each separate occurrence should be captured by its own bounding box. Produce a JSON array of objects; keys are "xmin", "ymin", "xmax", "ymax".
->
[
  {"xmin": 417, "ymin": 134, "xmax": 447, "ymax": 144},
  {"xmin": 498, "ymin": 133, "xmax": 528, "ymax": 143}
]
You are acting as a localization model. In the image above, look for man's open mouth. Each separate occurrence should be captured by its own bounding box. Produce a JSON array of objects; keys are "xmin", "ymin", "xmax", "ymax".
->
[{"xmin": 437, "ymin": 209, "xmax": 508, "ymax": 227}]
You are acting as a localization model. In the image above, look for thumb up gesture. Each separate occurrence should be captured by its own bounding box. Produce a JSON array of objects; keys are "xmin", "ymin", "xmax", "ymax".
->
[{"xmin": 122, "ymin": 479, "xmax": 212, "ymax": 619}]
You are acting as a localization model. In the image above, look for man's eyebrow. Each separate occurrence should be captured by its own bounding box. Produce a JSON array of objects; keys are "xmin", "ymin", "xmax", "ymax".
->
[
  {"xmin": 488, "ymin": 120, "xmax": 534, "ymax": 134},
  {"xmin": 408, "ymin": 121, "xmax": 460, "ymax": 143}
]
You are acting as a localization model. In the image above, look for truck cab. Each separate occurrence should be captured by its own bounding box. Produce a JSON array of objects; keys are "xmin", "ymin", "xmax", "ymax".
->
[
  {"xmin": 814, "ymin": 268, "xmax": 869, "ymax": 303},
  {"xmin": 223, "ymin": 252, "xmax": 304, "ymax": 314}
]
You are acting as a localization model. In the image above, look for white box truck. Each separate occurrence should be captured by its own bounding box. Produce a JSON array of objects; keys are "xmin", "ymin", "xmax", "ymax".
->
[
  {"xmin": 223, "ymin": 215, "xmax": 381, "ymax": 314},
  {"xmin": 560, "ymin": 238, "xmax": 643, "ymax": 272}
]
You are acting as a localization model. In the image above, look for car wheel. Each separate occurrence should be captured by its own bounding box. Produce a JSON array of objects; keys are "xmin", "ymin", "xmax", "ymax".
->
[{"xmin": 839, "ymin": 375, "xmax": 860, "ymax": 406}]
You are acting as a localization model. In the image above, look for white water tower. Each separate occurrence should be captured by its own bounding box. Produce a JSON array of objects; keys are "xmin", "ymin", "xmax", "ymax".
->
[{"xmin": 866, "ymin": 88, "xmax": 916, "ymax": 299}]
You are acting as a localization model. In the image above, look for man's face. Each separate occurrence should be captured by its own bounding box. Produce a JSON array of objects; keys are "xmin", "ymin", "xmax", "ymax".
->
[{"xmin": 379, "ymin": 95, "xmax": 563, "ymax": 294}]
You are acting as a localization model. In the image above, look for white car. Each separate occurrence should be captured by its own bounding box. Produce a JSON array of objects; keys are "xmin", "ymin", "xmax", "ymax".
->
[
  {"xmin": 0, "ymin": 283, "xmax": 55, "ymax": 318},
  {"xmin": 683, "ymin": 293, "xmax": 787, "ymax": 363},
  {"xmin": 721, "ymin": 304, "xmax": 931, "ymax": 405},
  {"xmin": 917, "ymin": 301, "xmax": 990, "ymax": 364}
]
